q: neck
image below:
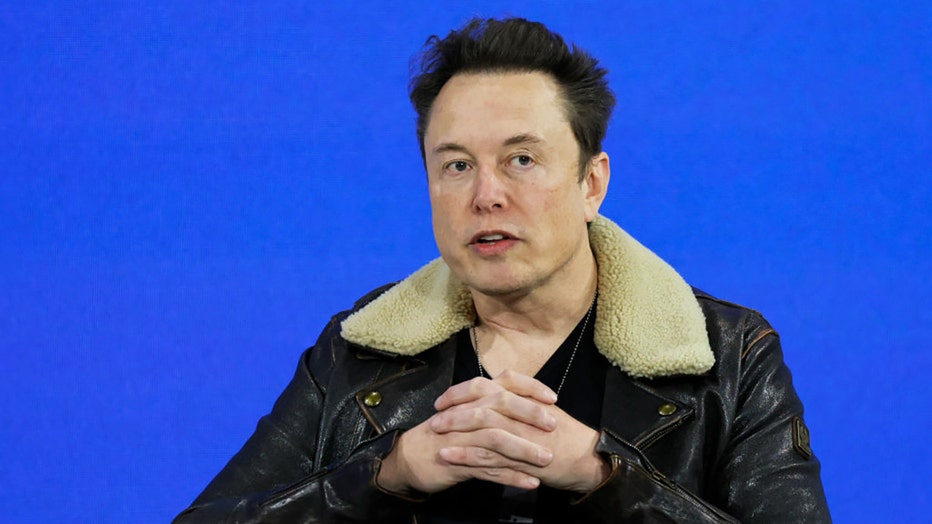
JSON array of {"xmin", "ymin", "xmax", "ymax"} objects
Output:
[{"xmin": 471, "ymin": 248, "xmax": 599, "ymax": 339}]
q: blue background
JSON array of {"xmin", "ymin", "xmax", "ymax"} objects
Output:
[{"xmin": 1, "ymin": 2, "xmax": 929, "ymax": 522}]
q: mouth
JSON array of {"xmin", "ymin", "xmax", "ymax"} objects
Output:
[
  {"xmin": 468, "ymin": 231, "xmax": 519, "ymax": 255},
  {"xmin": 470, "ymin": 231, "xmax": 516, "ymax": 245}
]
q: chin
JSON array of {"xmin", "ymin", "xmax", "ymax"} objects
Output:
[
  {"xmin": 472, "ymin": 285, "xmax": 522, "ymax": 298},
  {"xmin": 448, "ymin": 259, "xmax": 536, "ymax": 297},
  {"xmin": 464, "ymin": 275, "xmax": 534, "ymax": 298}
]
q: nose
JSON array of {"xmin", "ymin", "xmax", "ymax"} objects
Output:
[{"xmin": 472, "ymin": 165, "xmax": 507, "ymax": 212}]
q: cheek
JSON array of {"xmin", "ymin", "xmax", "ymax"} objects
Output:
[
  {"xmin": 539, "ymin": 183, "xmax": 580, "ymax": 214},
  {"xmin": 430, "ymin": 211, "xmax": 452, "ymax": 253},
  {"xmin": 429, "ymin": 193, "xmax": 460, "ymax": 241},
  {"xmin": 429, "ymin": 180, "xmax": 457, "ymax": 204},
  {"xmin": 427, "ymin": 185, "xmax": 447, "ymax": 214}
]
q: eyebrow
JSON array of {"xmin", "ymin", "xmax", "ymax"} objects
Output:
[
  {"xmin": 431, "ymin": 142, "xmax": 471, "ymax": 156},
  {"xmin": 430, "ymin": 133, "xmax": 545, "ymax": 156},
  {"xmin": 502, "ymin": 133, "xmax": 545, "ymax": 147}
]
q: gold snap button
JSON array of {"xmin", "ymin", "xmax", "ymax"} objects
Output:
[
  {"xmin": 658, "ymin": 403, "xmax": 677, "ymax": 416},
  {"xmin": 363, "ymin": 391, "xmax": 382, "ymax": 407}
]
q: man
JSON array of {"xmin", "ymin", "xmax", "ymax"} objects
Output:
[{"xmin": 175, "ymin": 17, "xmax": 830, "ymax": 523}]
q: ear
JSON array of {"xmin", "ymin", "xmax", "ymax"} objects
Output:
[{"xmin": 581, "ymin": 152, "xmax": 610, "ymax": 222}]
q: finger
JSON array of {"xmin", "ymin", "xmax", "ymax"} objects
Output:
[
  {"xmin": 440, "ymin": 442, "xmax": 554, "ymax": 469},
  {"xmin": 434, "ymin": 376, "xmax": 501, "ymax": 410},
  {"xmin": 430, "ymin": 394, "xmax": 556, "ymax": 433},
  {"xmin": 439, "ymin": 448, "xmax": 544, "ymax": 490},
  {"xmin": 446, "ymin": 427, "xmax": 554, "ymax": 467},
  {"xmin": 459, "ymin": 465, "xmax": 541, "ymax": 490},
  {"xmin": 493, "ymin": 370, "xmax": 558, "ymax": 405},
  {"xmin": 434, "ymin": 372, "xmax": 557, "ymax": 411}
]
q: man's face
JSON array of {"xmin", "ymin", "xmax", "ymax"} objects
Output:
[{"xmin": 424, "ymin": 72, "xmax": 608, "ymax": 298}]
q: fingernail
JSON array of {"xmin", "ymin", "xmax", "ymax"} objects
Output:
[
  {"xmin": 545, "ymin": 390, "xmax": 558, "ymax": 402},
  {"xmin": 538, "ymin": 449, "xmax": 553, "ymax": 464},
  {"xmin": 546, "ymin": 415, "xmax": 557, "ymax": 429}
]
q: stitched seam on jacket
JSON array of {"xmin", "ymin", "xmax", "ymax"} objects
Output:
[
  {"xmin": 257, "ymin": 465, "xmax": 334, "ymax": 508},
  {"xmin": 635, "ymin": 410, "xmax": 694, "ymax": 450},
  {"xmin": 740, "ymin": 328, "xmax": 777, "ymax": 361},
  {"xmin": 627, "ymin": 464, "xmax": 738, "ymax": 523}
]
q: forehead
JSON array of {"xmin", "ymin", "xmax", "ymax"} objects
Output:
[{"xmin": 424, "ymin": 72, "xmax": 572, "ymax": 149}]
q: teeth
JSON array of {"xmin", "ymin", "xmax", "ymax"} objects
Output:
[{"xmin": 480, "ymin": 234, "xmax": 505, "ymax": 243}]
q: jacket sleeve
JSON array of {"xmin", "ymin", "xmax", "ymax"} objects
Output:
[
  {"xmin": 573, "ymin": 312, "xmax": 831, "ymax": 523},
  {"xmin": 706, "ymin": 315, "xmax": 831, "ymax": 521},
  {"xmin": 172, "ymin": 315, "xmax": 418, "ymax": 523}
]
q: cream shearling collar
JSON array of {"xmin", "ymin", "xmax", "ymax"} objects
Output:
[{"xmin": 340, "ymin": 215, "xmax": 714, "ymax": 378}]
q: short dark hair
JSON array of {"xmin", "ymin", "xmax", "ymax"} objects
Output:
[{"xmin": 409, "ymin": 17, "xmax": 616, "ymax": 174}]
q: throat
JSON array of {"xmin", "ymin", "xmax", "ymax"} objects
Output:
[
  {"xmin": 473, "ymin": 332, "xmax": 562, "ymax": 378},
  {"xmin": 471, "ymin": 293, "xmax": 598, "ymax": 394}
]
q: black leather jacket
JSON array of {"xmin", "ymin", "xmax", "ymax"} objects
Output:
[{"xmin": 175, "ymin": 217, "xmax": 830, "ymax": 523}]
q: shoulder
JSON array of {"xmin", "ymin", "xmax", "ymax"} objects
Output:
[
  {"xmin": 690, "ymin": 287, "xmax": 787, "ymax": 378},
  {"xmin": 693, "ymin": 287, "xmax": 775, "ymax": 338},
  {"xmin": 301, "ymin": 282, "xmax": 403, "ymax": 389}
]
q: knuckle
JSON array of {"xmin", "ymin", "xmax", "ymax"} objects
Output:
[
  {"xmin": 492, "ymin": 390, "xmax": 510, "ymax": 408},
  {"xmin": 469, "ymin": 377, "xmax": 489, "ymax": 395},
  {"xmin": 476, "ymin": 448, "xmax": 495, "ymax": 461},
  {"xmin": 488, "ymin": 428, "xmax": 509, "ymax": 447},
  {"xmin": 533, "ymin": 404, "xmax": 549, "ymax": 420}
]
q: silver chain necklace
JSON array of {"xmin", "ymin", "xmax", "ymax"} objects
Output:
[{"xmin": 470, "ymin": 292, "xmax": 598, "ymax": 397}]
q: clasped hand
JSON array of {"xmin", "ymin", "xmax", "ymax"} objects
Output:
[{"xmin": 377, "ymin": 370, "xmax": 608, "ymax": 495}]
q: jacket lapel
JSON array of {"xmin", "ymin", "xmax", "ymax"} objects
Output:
[
  {"xmin": 355, "ymin": 338, "xmax": 458, "ymax": 435},
  {"xmin": 600, "ymin": 368, "xmax": 694, "ymax": 450}
]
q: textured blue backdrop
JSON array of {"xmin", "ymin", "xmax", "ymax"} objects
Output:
[{"xmin": 1, "ymin": 2, "xmax": 929, "ymax": 522}]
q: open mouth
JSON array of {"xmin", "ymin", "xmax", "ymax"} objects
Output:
[
  {"xmin": 469, "ymin": 232, "xmax": 518, "ymax": 253},
  {"xmin": 476, "ymin": 233, "xmax": 508, "ymax": 244}
]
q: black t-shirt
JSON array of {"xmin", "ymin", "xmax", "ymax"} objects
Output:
[{"xmin": 422, "ymin": 302, "xmax": 610, "ymax": 523}]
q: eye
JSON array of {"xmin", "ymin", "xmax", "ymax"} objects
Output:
[
  {"xmin": 510, "ymin": 155, "xmax": 535, "ymax": 168},
  {"xmin": 443, "ymin": 160, "xmax": 471, "ymax": 173}
]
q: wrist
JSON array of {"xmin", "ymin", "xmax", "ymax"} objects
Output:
[
  {"xmin": 375, "ymin": 429, "xmax": 434, "ymax": 502},
  {"xmin": 578, "ymin": 425, "xmax": 611, "ymax": 492},
  {"xmin": 571, "ymin": 450, "xmax": 611, "ymax": 493},
  {"xmin": 375, "ymin": 437, "xmax": 411, "ymax": 495}
]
